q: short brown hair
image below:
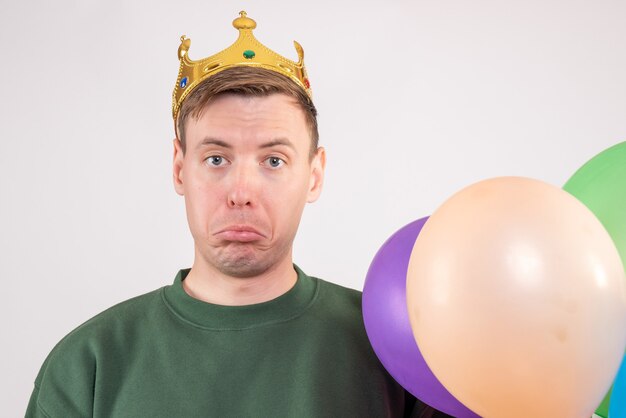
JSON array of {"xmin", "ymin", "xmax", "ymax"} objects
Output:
[{"xmin": 176, "ymin": 66, "xmax": 319, "ymax": 158}]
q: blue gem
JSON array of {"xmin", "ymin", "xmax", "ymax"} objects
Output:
[{"xmin": 179, "ymin": 77, "xmax": 188, "ymax": 89}]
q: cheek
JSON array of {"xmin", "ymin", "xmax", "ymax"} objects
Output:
[
  {"xmin": 266, "ymin": 175, "xmax": 310, "ymax": 223},
  {"xmin": 184, "ymin": 176, "xmax": 224, "ymax": 232}
]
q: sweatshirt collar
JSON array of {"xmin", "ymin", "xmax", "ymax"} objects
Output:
[{"xmin": 162, "ymin": 264, "xmax": 318, "ymax": 330}]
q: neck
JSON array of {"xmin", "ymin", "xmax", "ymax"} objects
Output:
[{"xmin": 182, "ymin": 251, "xmax": 298, "ymax": 306}]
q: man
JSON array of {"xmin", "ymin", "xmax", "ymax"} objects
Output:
[{"xmin": 26, "ymin": 11, "xmax": 449, "ymax": 417}]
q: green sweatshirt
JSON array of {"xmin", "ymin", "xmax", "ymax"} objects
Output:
[{"xmin": 26, "ymin": 265, "xmax": 439, "ymax": 417}]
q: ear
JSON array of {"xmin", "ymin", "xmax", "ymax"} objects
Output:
[
  {"xmin": 173, "ymin": 137, "xmax": 185, "ymax": 196},
  {"xmin": 306, "ymin": 146, "xmax": 326, "ymax": 203}
]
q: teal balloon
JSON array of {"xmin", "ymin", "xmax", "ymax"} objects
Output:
[
  {"xmin": 610, "ymin": 361, "xmax": 626, "ymax": 418},
  {"xmin": 564, "ymin": 141, "xmax": 626, "ymax": 417}
]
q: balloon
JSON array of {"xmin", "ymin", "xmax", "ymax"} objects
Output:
[
  {"xmin": 563, "ymin": 141, "xmax": 626, "ymax": 418},
  {"xmin": 406, "ymin": 176, "xmax": 626, "ymax": 418},
  {"xmin": 564, "ymin": 141, "xmax": 626, "ymax": 268},
  {"xmin": 597, "ymin": 390, "xmax": 614, "ymax": 418},
  {"xmin": 363, "ymin": 218, "xmax": 479, "ymax": 417},
  {"xmin": 609, "ymin": 360, "xmax": 626, "ymax": 418}
]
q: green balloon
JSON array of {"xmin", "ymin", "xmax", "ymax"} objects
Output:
[
  {"xmin": 595, "ymin": 387, "xmax": 611, "ymax": 418},
  {"xmin": 563, "ymin": 141, "xmax": 626, "ymax": 418},
  {"xmin": 564, "ymin": 141, "xmax": 626, "ymax": 265}
]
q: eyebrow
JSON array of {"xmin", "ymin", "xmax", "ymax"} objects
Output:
[
  {"xmin": 259, "ymin": 138, "xmax": 296, "ymax": 152},
  {"xmin": 196, "ymin": 137, "xmax": 232, "ymax": 150},
  {"xmin": 196, "ymin": 137, "xmax": 297, "ymax": 152}
]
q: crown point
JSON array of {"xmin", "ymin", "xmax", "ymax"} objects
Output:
[
  {"xmin": 233, "ymin": 10, "xmax": 256, "ymax": 30},
  {"xmin": 178, "ymin": 36, "xmax": 191, "ymax": 60}
]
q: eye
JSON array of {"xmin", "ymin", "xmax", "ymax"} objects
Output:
[
  {"xmin": 265, "ymin": 156, "xmax": 285, "ymax": 168},
  {"xmin": 206, "ymin": 155, "xmax": 227, "ymax": 166}
]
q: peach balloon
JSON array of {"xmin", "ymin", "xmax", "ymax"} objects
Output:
[{"xmin": 406, "ymin": 176, "xmax": 626, "ymax": 418}]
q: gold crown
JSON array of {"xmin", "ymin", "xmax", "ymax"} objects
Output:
[{"xmin": 172, "ymin": 11, "xmax": 312, "ymax": 121}]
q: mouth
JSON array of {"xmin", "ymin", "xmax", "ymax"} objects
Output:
[{"xmin": 214, "ymin": 225, "xmax": 266, "ymax": 242}]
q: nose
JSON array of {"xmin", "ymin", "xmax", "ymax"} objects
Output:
[{"xmin": 227, "ymin": 161, "xmax": 257, "ymax": 208}]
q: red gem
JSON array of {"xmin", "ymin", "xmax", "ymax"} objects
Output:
[{"xmin": 304, "ymin": 78, "xmax": 310, "ymax": 89}]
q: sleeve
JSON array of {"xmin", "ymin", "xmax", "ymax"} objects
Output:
[
  {"xmin": 25, "ymin": 335, "xmax": 97, "ymax": 418},
  {"xmin": 404, "ymin": 390, "xmax": 456, "ymax": 418},
  {"xmin": 25, "ymin": 383, "xmax": 49, "ymax": 418}
]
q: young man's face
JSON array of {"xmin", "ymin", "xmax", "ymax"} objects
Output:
[{"xmin": 173, "ymin": 93, "xmax": 325, "ymax": 278}]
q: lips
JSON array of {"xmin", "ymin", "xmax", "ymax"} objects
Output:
[{"xmin": 215, "ymin": 225, "xmax": 265, "ymax": 242}]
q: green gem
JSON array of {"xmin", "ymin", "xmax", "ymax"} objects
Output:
[{"xmin": 243, "ymin": 50, "xmax": 255, "ymax": 59}]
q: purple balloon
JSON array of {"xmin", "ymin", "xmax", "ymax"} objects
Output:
[{"xmin": 363, "ymin": 217, "xmax": 480, "ymax": 417}]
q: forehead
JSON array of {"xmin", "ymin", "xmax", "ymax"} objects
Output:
[{"xmin": 185, "ymin": 93, "xmax": 308, "ymax": 146}]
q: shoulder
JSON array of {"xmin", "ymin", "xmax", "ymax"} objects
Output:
[
  {"xmin": 315, "ymin": 276, "xmax": 362, "ymax": 305},
  {"xmin": 58, "ymin": 287, "xmax": 162, "ymax": 345},
  {"xmin": 306, "ymin": 274, "xmax": 366, "ymax": 328},
  {"xmin": 28, "ymin": 286, "xmax": 165, "ymax": 416},
  {"xmin": 35, "ymin": 287, "xmax": 164, "ymax": 380}
]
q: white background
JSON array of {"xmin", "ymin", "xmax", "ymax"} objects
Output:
[{"xmin": 2, "ymin": 0, "xmax": 624, "ymax": 415}]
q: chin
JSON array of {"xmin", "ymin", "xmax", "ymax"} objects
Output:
[
  {"xmin": 212, "ymin": 249, "xmax": 273, "ymax": 278},
  {"xmin": 217, "ymin": 259, "xmax": 271, "ymax": 278},
  {"xmin": 203, "ymin": 240, "xmax": 291, "ymax": 278}
]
